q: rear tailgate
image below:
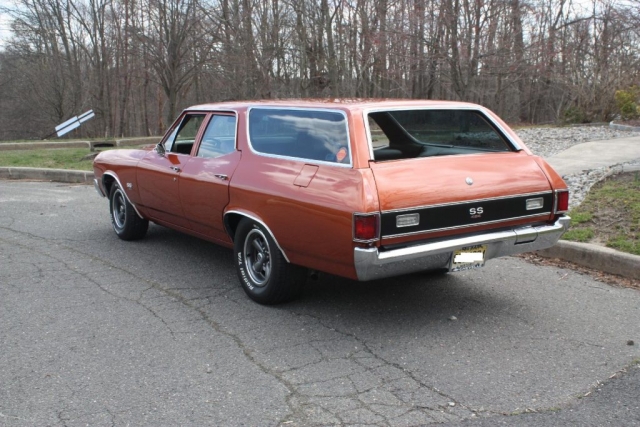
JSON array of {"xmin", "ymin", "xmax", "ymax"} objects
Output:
[{"xmin": 369, "ymin": 152, "xmax": 554, "ymax": 242}]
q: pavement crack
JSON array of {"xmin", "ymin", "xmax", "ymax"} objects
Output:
[{"xmin": 288, "ymin": 310, "xmax": 476, "ymax": 417}]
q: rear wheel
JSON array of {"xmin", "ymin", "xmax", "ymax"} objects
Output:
[
  {"xmin": 109, "ymin": 182, "xmax": 148, "ymax": 240},
  {"xmin": 234, "ymin": 219, "xmax": 306, "ymax": 304}
]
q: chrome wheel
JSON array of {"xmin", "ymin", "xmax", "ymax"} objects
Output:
[
  {"xmin": 111, "ymin": 188, "xmax": 126, "ymax": 230},
  {"xmin": 108, "ymin": 182, "xmax": 149, "ymax": 241},
  {"xmin": 243, "ymin": 228, "xmax": 271, "ymax": 286},
  {"xmin": 234, "ymin": 218, "xmax": 306, "ymax": 304}
]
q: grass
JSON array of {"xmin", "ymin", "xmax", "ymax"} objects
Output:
[
  {"xmin": 563, "ymin": 228, "xmax": 595, "ymax": 242},
  {"xmin": 562, "ymin": 172, "xmax": 640, "ymax": 256},
  {"xmin": 0, "ymin": 148, "xmax": 97, "ymax": 171}
]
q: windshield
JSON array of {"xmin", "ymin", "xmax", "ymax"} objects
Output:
[{"xmin": 368, "ymin": 109, "xmax": 515, "ymax": 161}]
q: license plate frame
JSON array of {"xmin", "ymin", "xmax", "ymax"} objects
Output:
[{"xmin": 449, "ymin": 244, "xmax": 487, "ymax": 272}]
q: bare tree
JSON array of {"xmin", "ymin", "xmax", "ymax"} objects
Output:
[{"xmin": 1, "ymin": 0, "xmax": 639, "ymax": 139}]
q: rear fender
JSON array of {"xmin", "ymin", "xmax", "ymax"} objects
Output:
[{"xmin": 223, "ymin": 210, "xmax": 290, "ymax": 263}]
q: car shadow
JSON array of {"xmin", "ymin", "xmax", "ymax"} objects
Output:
[{"xmin": 133, "ymin": 224, "xmax": 526, "ymax": 331}]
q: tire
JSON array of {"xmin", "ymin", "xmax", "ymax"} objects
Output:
[
  {"xmin": 109, "ymin": 182, "xmax": 149, "ymax": 241},
  {"xmin": 234, "ymin": 219, "xmax": 306, "ymax": 304}
]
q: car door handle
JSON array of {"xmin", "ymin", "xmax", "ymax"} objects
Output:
[
  {"xmin": 214, "ymin": 174, "xmax": 228, "ymax": 181},
  {"xmin": 170, "ymin": 166, "xmax": 181, "ymax": 172}
]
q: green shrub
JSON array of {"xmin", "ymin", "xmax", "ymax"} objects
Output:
[
  {"xmin": 562, "ymin": 106, "xmax": 589, "ymax": 124},
  {"xmin": 614, "ymin": 86, "xmax": 640, "ymax": 121}
]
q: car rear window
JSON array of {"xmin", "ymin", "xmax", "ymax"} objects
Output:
[
  {"xmin": 248, "ymin": 108, "xmax": 351, "ymax": 165},
  {"xmin": 367, "ymin": 109, "xmax": 514, "ymax": 161}
]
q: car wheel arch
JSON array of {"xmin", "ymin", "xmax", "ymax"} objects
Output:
[
  {"xmin": 102, "ymin": 171, "xmax": 144, "ymax": 219},
  {"xmin": 102, "ymin": 173, "xmax": 117, "ymax": 196},
  {"xmin": 223, "ymin": 210, "xmax": 290, "ymax": 263}
]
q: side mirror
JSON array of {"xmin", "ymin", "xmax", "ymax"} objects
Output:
[{"xmin": 155, "ymin": 142, "xmax": 166, "ymax": 157}]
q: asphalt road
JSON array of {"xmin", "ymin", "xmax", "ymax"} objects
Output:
[{"xmin": 1, "ymin": 180, "xmax": 639, "ymax": 427}]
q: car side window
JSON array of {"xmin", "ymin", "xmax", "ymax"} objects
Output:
[
  {"xmin": 165, "ymin": 114, "xmax": 205, "ymax": 154},
  {"xmin": 368, "ymin": 116, "xmax": 390, "ymax": 148},
  {"xmin": 197, "ymin": 115, "xmax": 237, "ymax": 158},
  {"xmin": 248, "ymin": 108, "xmax": 350, "ymax": 165}
]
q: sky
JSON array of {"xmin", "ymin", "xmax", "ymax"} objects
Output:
[{"xmin": 0, "ymin": 0, "xmax": 13, "ymax": 49}]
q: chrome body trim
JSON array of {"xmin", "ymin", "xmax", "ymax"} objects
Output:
[
  {"xmin": 224, "ymin": 210, "xmax": 290, "ymax": 263},
  {"xmin": 94, "ymin": 178, "xmax": 106, "ymax": 197},
  {"xmin": 380, "ymin": 191, "xmax": 552, "ymax": 215},
  {"xmin": 246, "ymin": 106, "xmax": 353, "ymax": 168},
  {"xmin": 381, "ymin": 212, "xmax": 552, "ymax": 239},
  {"xmin": 354, "ymin": 216, "xmax": 570, "ymax": 281},
  {"xmin": 101, "ymin": 171, "xmax": 145, "ymax": 219}
]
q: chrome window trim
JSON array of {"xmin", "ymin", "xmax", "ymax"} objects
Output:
[
  {"xmin": 246, "ymin": 106, "xmax": 353, "ymax": 168},
  {"xmin": 162, "ymin": 108, "xmax": 238, "ymax": 149},
  {"xmin": 185, "ymin": 107, "xmax": 238, "ymax": 114},
  {"xmin": 363, "ymin": 112, "xmax": 376, "ymax": 160},
  {"xmin": 224, "ymin": 210, "xmax": 290, "ymax": 263},
  {"xmin": 102, "ymin": 171, "xmax": 145, "ymax": 219},
  {"xmin": 196, "ymin": 111, "xmax": 239, "ymax": 157},
  {"xmin": 161, "ymin": 113, "xmax": 206, "ymax": 154},
  {"xmin": 352, "ymin": 212, "xmax": 381, "ymax": 243},
  {"xmin": 381, "ymin": 212, "xmax": 552, "ymax": 239},
  {"xmin": 380, "ymin": 191, "xmax": 553, "ymax": 215},
  {"xmin": 362, "ymin": 105, "xmax": 522, "ymax": 161}
]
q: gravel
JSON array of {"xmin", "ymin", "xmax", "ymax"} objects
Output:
[
  {"xmin": 515, "ymin": 125, "xmax": 636, "ymax": 158},
  {"xmin": 515, "ymin": 125, "xmax": 640, "ymax": 208}
]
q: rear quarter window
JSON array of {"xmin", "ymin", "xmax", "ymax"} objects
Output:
[{"xmin": 248, "ymin": 108, "xmax": 351, "ymax": 165}]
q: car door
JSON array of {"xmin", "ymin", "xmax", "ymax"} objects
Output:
[
  {"xmin": 179, "ymin": 113, "xmax": 241, "ymax": 243},
  {"xmin": 136, "ymin": 113, "xmax": 206, "ymax": 228}
]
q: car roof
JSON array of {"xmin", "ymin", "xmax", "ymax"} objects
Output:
[{"xmin": 184, "ymin": 99, "xmax": 481, "ymax": 112}]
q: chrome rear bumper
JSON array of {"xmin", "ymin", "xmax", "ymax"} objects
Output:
[{"xmin": 354, "ymin": 216, "xmax": 570, "ymax": 281}]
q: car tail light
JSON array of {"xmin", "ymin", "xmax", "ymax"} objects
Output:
[
  {"xmin": 555, "ymin": 190, "xmax": 569, "ymax": 213},
  {"xmin": 353, "ymin": 213, "xmax": 379, "ymax": 242}
]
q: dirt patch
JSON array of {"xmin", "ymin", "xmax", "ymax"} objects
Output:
[{"xmin": 519, "ymin": 253, "xmax": 640, "ymax": 291}]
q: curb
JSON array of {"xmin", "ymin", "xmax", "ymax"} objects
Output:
[
  {"xmin": 0, "ymin": 141, "xmax": 91, "ymax": 151},
  {"xmin": 536, "ymin": 241, "xmax": 640, "ymax": 280},
  {"xmin": 0, "ymin": 137, "xmax": 160, "ymax": 151},
  {"xmin": 1, "ymin": 167, "xmax": 638, "ymax": 282},
  {"xmin": 0, "ymin": 167, "xmax": 94, "ymax": 184},
  {"xmin": 610, "ymin": 121, "xmax": 640, "ymax": 132}
]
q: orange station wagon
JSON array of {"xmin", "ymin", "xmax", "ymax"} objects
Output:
[{"xmin": 93, "ymin": 99, "xmax": 570, "ymax": 304}]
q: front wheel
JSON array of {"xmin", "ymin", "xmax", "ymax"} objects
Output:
[
  {"xmin": 109, "ymin": 182, "xmax": 149, "ymax": 240},
  {"xmin": 234, "ymin": 219, "xmax": 306, "ymax": 304}
]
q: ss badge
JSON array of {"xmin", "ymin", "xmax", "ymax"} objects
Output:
[{"xmin": 470, "ymin": 207, "xmax": 483, "ymax": 218}]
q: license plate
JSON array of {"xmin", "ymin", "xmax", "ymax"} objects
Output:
[{"xmin": 450, "ymin": 244, "xmax": 487, "ymax": 272}]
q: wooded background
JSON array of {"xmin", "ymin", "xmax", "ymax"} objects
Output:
[{"xmin": 0, "ymin": 0, "xmax": 638, "ymax": 140}]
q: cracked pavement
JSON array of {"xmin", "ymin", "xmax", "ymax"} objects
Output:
[{"xmin": 1, "ymin": 181, "xmax": 639, "ymax": 426}]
